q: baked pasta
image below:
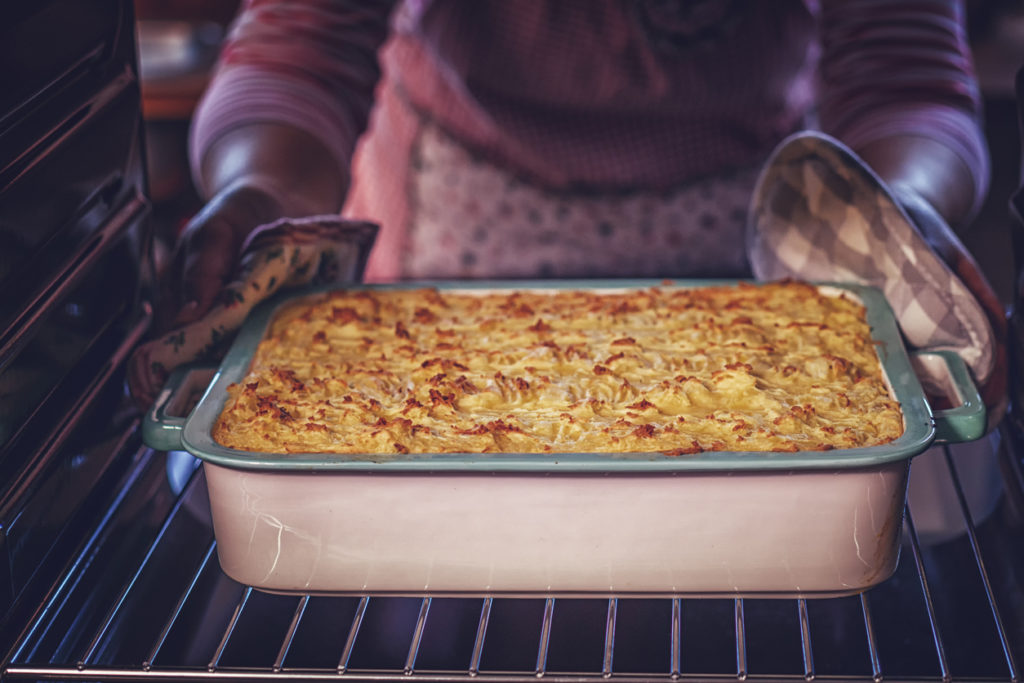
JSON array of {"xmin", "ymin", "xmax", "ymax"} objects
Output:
[{"xmin": 213, "ymin": 281, "xmax": 904, "ymax": 454}]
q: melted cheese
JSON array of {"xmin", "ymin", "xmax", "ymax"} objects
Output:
[{"xmin": 213, "ymin": 282, "xmax": 904, "ymax": 454}]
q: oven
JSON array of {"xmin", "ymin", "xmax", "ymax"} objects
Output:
[{"xmin": 2, "ymin": 2, "xmax": 1023, "ymax": 681}]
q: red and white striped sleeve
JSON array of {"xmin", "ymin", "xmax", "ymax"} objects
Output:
[
  {"xmin": 816, "ymin": 0, "xmax": 990, "ymax": 213},
  {"xmin": 188, "ymin": 0, "xmax": 397, "ymax": 194}
]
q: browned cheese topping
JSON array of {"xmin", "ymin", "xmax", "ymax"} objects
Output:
[{"xmin": 213, "ymin": 282, "xmax": 904, "ymax": 454}]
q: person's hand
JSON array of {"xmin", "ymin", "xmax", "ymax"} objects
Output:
[
  {"xmin": 155, "ymin": 122, "xmax": 349, "ymax": 334},
  {"xmin": 155, "ymin": 182, "xmax": 285, "ymax": 334},
  {"xmin": 896, "ymin": 188, "xmax": 1008, "ymax": 428},
  {"xmin": 860, "ymin": 135, "xmax": 1008, "ymax": 427}
]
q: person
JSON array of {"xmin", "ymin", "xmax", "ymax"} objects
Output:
[
  {"xmin": 142, "ymin": 0, "xmax": 1004, "ymax": 422},
  {"xmin": 156, "ymin": 0, "xmax": 995, "ymax": 331}
]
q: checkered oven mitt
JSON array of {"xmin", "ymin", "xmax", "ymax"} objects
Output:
[
  {"xmin": 747, "ymin": 131, "xmax": 1006, "ymax": 427},
  {"xmin": 128, "ymin": 217, "xmax": 378, "ymax": 406}
]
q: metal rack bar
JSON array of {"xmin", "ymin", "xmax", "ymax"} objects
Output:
[
  {"xmin": 468, "ymin": 597, "xmax": 492, "ymax": 676},
  {"xmin": 143, "ymin": 540, "xmax": 218, "ymax": 670},
  {"xmin": 601, "ymin": 598, "xmax": 617, "ymax": 677},
  {"xmin": 274, "ymin": 595, "xmax": 309, "ymax": 672},
  {"xmin": 208, "ymin": 587, "xmax": 252, "ymax": 672},
  {"xmin": 670, "ymin": 598, "xmax": 682, "ymax": 679},
  {"xmin": 535, "ymin": 598, "xmax": 555, "ymax": 676},
  {"xmin": 796, "ymin": 599, "xmax": 813, "ymax": 681},
  {"xmin": 734, "ymin": 598, "xmax": 747, "ymax": 680},
  {"xmin": 903, "ymin": 506, "xmax": 950, "ymax": 681},
  {"xmin": 404, "ymin": 598, "xmax": 432, "ymax": 675},
  {"xmin": 337, "ymin": 596, "xmax": 369, "ymax": 674},
  {"xmin": 7, "ymin": 666, "xmax": 815, "ymax": 680},
  {"xmin": 859, "ymin": 593, "xmax": 883, "ymax": 682},
  {"xmin": 944, "ymin": 447, "xmax": 1020, "ymax": 681}
]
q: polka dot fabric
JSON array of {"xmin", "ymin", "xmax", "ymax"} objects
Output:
[{"xmin": 404, "ymin": 122, "xmax": 757, "ymax": 280}]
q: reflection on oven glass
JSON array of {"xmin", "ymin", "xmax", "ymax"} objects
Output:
[{"xmin": 0, "ymin": 240, "xmax": 134, "ymax": 449}]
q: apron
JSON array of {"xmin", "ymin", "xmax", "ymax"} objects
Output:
[{"xmin": 346, "ymin": 79, "xmax": 757, "ymax": 281}]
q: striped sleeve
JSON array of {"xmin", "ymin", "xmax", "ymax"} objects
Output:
[
  {"xmin": 189, "ymin": 0, "xmax": 396, "ymax": 194},
  {"xmin": 816, "ymin": 0, "xmax": 990, "ymax": 214}
]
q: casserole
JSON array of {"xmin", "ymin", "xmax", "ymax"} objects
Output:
[{"xmin": 143, "ymin": 280, "xmax": 985, "ymax": 597}]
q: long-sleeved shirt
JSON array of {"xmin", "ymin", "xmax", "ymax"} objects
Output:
[{"xmin": 190, "ymin": 0, "xmax": 990, "ymax": 278}]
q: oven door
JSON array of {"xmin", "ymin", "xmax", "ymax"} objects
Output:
[{"xmin": 0, "ymin": 0, "xmax": 151, "ymax": 655}]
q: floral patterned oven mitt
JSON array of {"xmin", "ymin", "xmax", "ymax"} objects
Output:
[
  {"xmin": 128, "ymin": 217, "xmax": 379, "ymax": 407},
  {"xmin": 747, "ymin": 132, "xmax": 1007, "ymax": 431}
]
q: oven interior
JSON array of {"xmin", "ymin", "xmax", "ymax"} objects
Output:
[
  {"xmin": 2, "ymin": 2, "xmax": 1024, "ymax": 681},
  {"xmin": 3, "ymin": 438, "xmax": 1024, "ymax": 682}
]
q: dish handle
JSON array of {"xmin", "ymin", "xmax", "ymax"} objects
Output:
[
  {"xmin": 142, "ymin": 365, "xmax": 218, "ymax": 452},
  {"xmin": 909, "ymin": 349, "xmax": 986, "ymax": 443}
]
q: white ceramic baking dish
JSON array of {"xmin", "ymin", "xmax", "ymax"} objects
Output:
[{"xmin": 143, "ymin": 280, "xmax": 986, "ymax": 598}]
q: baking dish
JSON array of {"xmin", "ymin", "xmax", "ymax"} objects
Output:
[{"xmin": 143, "ymin": 280, "xmax": 986, "ymax": 598}]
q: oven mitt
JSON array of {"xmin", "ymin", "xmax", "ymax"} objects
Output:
[
  {"xmin": 747, "ymin": 131, "xmax": 1006, "ymax": 430},
  {"xmin": 128, "ymin": 217, "xmax": 379, "ymax": 407}
]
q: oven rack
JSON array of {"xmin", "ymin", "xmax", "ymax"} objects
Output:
[{"xmin": 4, "ymin": 428, "xmax": 1024, "ymax": 682}]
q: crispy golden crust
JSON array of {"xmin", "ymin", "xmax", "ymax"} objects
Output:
[{"xmin": 213, "ymin": 282, "xmax": 903, "ymax": 454}]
